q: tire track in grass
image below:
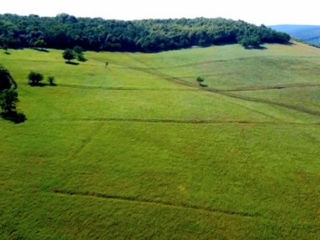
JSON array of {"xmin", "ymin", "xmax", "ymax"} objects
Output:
[
  {"xmin": 134, "ymin": 66, "xmax": 318, "ymax": 117},
  {"xmin": 128, "ymin": 65, "xmax": 196, "ymax": 87},
  {"xmin": 127, "ymin": 57, "xmax": 320, "ymax": 118},
  {"xmin": 128, "ymin": 55, "xmax": 320, "ymax": 70},
  {"xmin": 61, "ymin": 118, "xmax": 276, "ymax": 124},
  {"xmin": 53, "ymin": 189, "xmax": 259, "ymax": 218},
  {"xmin": 215, "ymin": 91, "xmax": 320, "ymax": 117},
  {"xmin": 123, "ymin": 56, "xmax": 279, "ymax": 70},
  {"xmin": 40, "ymin": 117, "xmax": 320, "ymax": 125},
  {"xmin": 68, "ymin": 122, "xmax": 104, "ymax": 159},
  {"xmin": 222, "ymin": 82, "xmax": 320, "ymax": 92},
  {"xmin": 58, "ymin": 83, "xmax": 199, "ymax": 92},
  {"xmin": 209, "ymin": 85, "xmax": 320, "ymax": 117}
]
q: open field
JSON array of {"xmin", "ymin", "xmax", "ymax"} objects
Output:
[{"xmin": 1, "ymin": 42, "xmax": 320, "ymax": 239}]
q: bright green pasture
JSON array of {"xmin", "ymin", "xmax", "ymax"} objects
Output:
[
  {"xmin": 132, "ymin": 42, "xmax": 320, "ymax": 90},
  {"xmin": 1, "ymin": 42, "xmax": 320, "ymax": 240}
]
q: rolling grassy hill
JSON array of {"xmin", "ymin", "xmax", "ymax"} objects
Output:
[
  {"xmin": 1, "ymin": 41, "xmax": 320, "ymax": 239},
  {"xmin": 271, "ymin": 25, "xmax": 320, "ymax": 46}
]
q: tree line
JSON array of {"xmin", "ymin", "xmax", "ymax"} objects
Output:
[{"xmin": 0, "ymin": 14, "xmax": 290, "ymax": 52}]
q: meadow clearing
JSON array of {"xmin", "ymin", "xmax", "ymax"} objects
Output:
[{"xmin": 1, "ymin": 42, "xmax": 320, "ymax": 239}]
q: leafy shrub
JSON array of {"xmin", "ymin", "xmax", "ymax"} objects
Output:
[
  {"xmin": 48, "ymin": 76, "xmax": 56, "ymax": 86},
  {"xmin": 196, "ymin": 77, "xmax": 204, "ymax": 83},
  {"xmin": 28, "ymin": 71, "xmax": 44, "ymax": 86},
  {"xmin": 77, "ymin": 53, "xmax": 87, "ymax": 62},
  {"xmin": 63, "ymin": 49, "xmax": 75, "ymax": 63},
  {"xmin": 0, "ymin": 89, "xmax": 18, "ymax": 113}
]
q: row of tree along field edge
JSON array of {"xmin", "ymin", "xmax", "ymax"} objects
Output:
[{"xmin": 0, "ymin": 14, "xmax": 290, "ymax": 52}]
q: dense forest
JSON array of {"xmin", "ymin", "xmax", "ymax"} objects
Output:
[{"xmin": 0, "ymin": 14, "xmax": 290, "ymax": 52}]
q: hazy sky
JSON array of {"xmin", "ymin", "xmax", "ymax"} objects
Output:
[{"xmin": 1, "ymin": 0, "xmax": 319, "ymax": 25}]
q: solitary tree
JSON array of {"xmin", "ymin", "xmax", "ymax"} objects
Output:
[
  {"xmin": 0, "ymin": 88, "xmax": 26, "ymax": 123},
  {"xmin": 0, "ymin": 89, "xmax": 18, "ymax": 114},
  {"xmin": 196, "ymin": 76, "xmax": 208, "ymax": 87},
  {"xmin": 73, "ymin": 46, "xmax": 86, "ymax": 62},
  {"xmin": 77, "ymin": 52, "xmax": 87, "ymax": 62},
  {"xmin": 28, "ymin": 71, "xmax": 44, "ymax": 86},
  {"xmin": 196, "ymin": 76, "xmax": 204, "ymax": 83},
  {"xmin": 48, "ymin": 76, "xmax": 56, "ymax": 86},
  {"xmin": 63, "ymin": 49, "xmax": 75, "ymax": 63}
]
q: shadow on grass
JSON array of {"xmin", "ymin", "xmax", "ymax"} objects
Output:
[
  {"xmin": 33, "ymin": 48, "xmax": 50, "ymax": 53},
  {"xmin": 29, "ymin": 83, "xmax": 58, "ymax": 87},
  {"xmin": 4, "ymin": 51, "xmax": 10, "ymax": 55},
  {"xmin": 28, "ymin": 82, "xmax": 47, "ymax": 87},
  {"xmin": 1, "ymin": 112, "xmax": 26, "ymax": 124},
  {"xmin": 77, "ymin": 56, "xmax": 87, "ymax": 62},
  {"xmin": 244, "ymin": 45, "xmax": 267, "ymax": 50},
  {"xmin": 65, "ymin": 61, "xmax": 79, "ymax": 65}
]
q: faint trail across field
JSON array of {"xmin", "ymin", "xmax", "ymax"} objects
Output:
[
  {"xmin": 41, "ymin": 117, "xmax": 320, "ymax": 126},
  {"xmin": 53, "ymin": 189, "xmax": 259, "ymax": 218},
  {"xmin": 126, "ymin": 56, "xmax": 320, "ymax": 118},
  {"xmin": 219, "ymin": 82, "xmax": 320, "ymax": 92},
  {"xmin": 214, "ymin": 91, "xmax": 320, "ymax": 117},
  {"xmin": 121, "ymin": 56, "xmax": 282, "ymax": 70},
  {"xmin": 58, "ymin": 118, "xmax": 276, "ymax": 124},
  {"xmin": 58, "ymin": 83, "xmax": 198, "ymax": 91},
  {"xmin": 68, "ymin": 122, "xmax": 104, "ymax": 159}
]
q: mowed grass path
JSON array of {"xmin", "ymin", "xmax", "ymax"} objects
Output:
[{"xmin": 1, "ymin": 42, "xmax": 320, "ymax": 240}]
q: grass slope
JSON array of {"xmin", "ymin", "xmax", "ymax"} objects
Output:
[{"xmin": 1, "ymin": 42, "xmax": 320, "ymax": 240}]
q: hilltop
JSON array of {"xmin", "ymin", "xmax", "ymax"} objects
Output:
[{"xmin": 0, "ymin": 14, "xmax": 290, "ymax": 52}]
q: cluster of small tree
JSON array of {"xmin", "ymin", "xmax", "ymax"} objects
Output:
[
  {"xmin": 0, "ymin": 14, "xmax": 290, "ymax": 52},
  {"xmin": 63, "ymin": 47, "xmax": 86, "ymax": 63},
  {"xmin": 28, "ymin": 71, "xmax": 55, "ymax": 86}
]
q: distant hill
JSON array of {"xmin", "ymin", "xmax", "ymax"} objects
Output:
[
  {"xmin": 0, "ymin": 14, "xmax": 290, "ymax": 52},
  {"xmin": 270, "ymin": 25, "xmax": 320, "ymax": 46}
]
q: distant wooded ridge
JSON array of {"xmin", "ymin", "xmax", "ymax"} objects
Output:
[
  {"xmin": 0, "ymin": 14, "xmax": 290, "ymax": 52},
  {"xmin": 270, "ymin": 25, "xmax": 320, "ymax": 47}
]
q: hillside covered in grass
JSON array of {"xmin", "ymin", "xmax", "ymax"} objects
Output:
[
  {"xmin": 0, "ymin": 14, "xmax": 290, "ymax": 52},
  {"xmin": 1, "ymin": 42, "xmax": 320, "ymax": 239}
]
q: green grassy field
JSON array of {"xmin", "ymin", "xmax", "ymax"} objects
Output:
[{"xmin": 1, "ymin": 42, "xmax": 320, "ymax": 240}]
